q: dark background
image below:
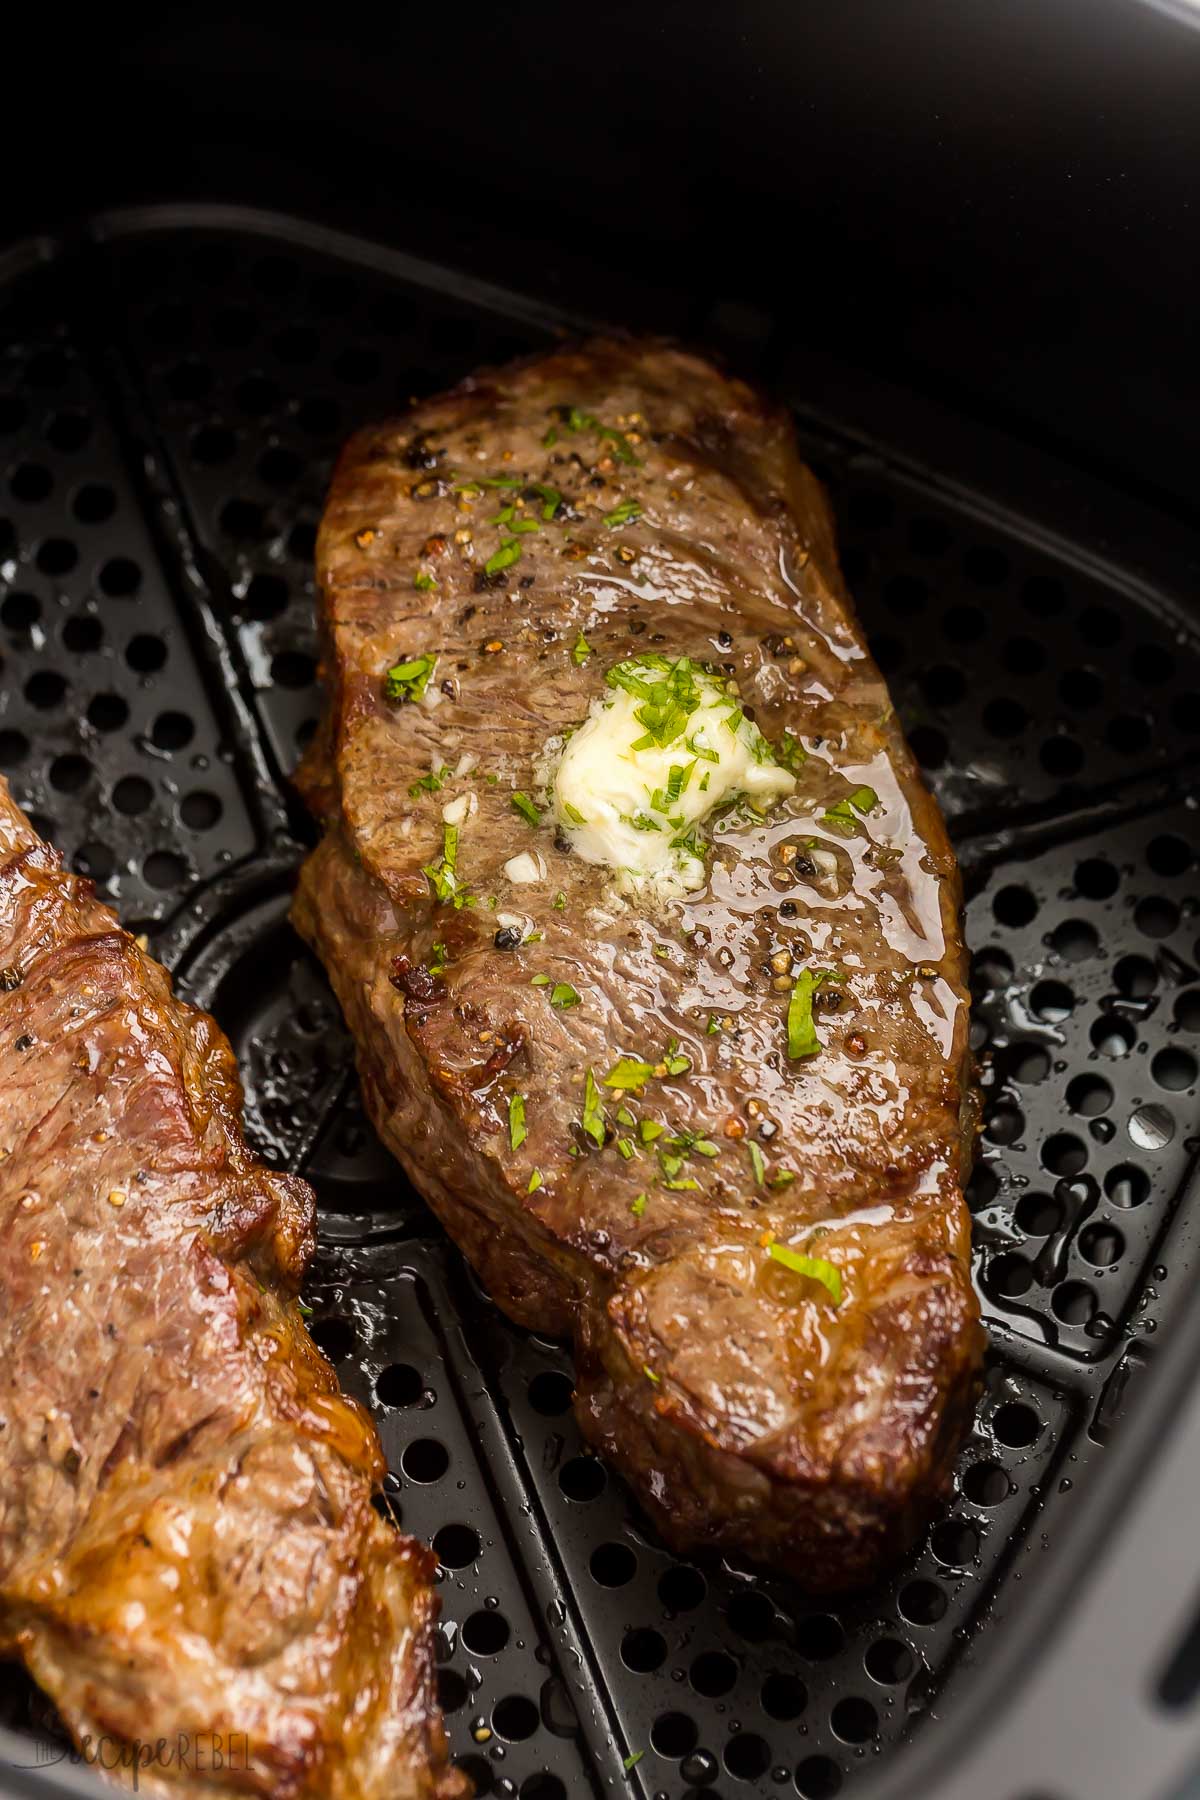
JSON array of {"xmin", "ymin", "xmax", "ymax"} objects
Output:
[{"xmin": 7, "ymin": 0, "xmax": 1199, "ymax": 521}]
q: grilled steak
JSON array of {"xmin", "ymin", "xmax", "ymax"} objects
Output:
[
  {"xmin": 0, "ymin": 781, "xmax": 466, "ymax": 1799},
  {"xmin": 293, "ymin": 339, "xmax": 984, "ymax": 1589}
]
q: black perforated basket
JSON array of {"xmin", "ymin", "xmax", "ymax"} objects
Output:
[{"xmin": 2, "ymin": 195, "xmax": 1200, "ymax": 1800}]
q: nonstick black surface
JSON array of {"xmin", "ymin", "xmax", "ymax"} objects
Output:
[{"xmin": 1, "ymin": 210, "xmax": 1198, "ymax": 1800}]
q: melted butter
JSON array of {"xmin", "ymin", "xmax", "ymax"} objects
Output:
[{"xmin": 551, "ymin": 656, "xmax": 794, "ymax": 897}]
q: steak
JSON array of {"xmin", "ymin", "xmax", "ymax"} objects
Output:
[
  {"xmin": 0, "ymin": 781, "xmax": 466, "ymax": 1799},
  {"xmin": 293, "ymin": 339, "xmax": 984, "ymax": 1589}
]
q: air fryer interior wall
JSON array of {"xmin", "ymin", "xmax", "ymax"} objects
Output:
[{"xmin": 2, "ymin": 6, "xmax": 1200, "ymax": 1799}]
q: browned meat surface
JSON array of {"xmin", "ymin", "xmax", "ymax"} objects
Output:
[
  {"xmin": 293, "ymin": 339, "xmax": 984, "ymax": 1589},
  {"xmin": 0, "ymin": 781, "xmax": 466, "ymax": 1799}
]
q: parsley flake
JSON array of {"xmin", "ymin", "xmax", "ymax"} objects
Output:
[
  {"xmin": 511, "ymin": 791, "xmax": 542, "ymax": 827},
  {"xmin": 604, "ymin": 1056, "xmax": 656, "ymax": 1092},
  {"xmin": 550, "ymin": 982, "xmax": 581, "ymax": 1009},
  {"xmin": 603, "ymin": 499, "xmax": 643, "ymax": 528},
  {"xmin": 508, "ymin": 1094, "xmax": 527, "ymax": 1151},
  {"xmin": 385, "ymin": 652, "xmax": 438, "ymax": 703},
  {"xmin": 486, "ymin": 537, "xmax": 522, "ymax": 576},
  {"xmin": 766, "ymin": 1241, "xmax": 843, "ymax": 1306},
  {"xmin": 581, "ymin": 1069, "xmax": 606, "ymax": 1147}
]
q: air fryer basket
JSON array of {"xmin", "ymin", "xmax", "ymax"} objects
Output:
[{"xmin": 2, "ymin": 208, "xmax": 1200, "ymax": 1800}]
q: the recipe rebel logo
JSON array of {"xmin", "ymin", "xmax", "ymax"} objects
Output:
[{"xmin": 5, "ymin": 1731, "xmax": 252, "ymax": 1788}]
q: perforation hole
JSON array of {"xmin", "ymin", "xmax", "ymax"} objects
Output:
[
  {"xmin": 10, "ymin": 462, "xmax": 52, "ymax": 503},
  {"xmin": 1147, "ymin": 834, "xmax": 1192, "ymax": 878},
  {"xmin": 986, "ymin": 1253, "xmax": 1033, "ymax": 1299},
  {"xmin": 795, "ymin": 1615, "xmax": 844, "ymax": 1661},
  {"xmin": 98, "ymin": 556, "xmax": 141, "ymax": 597},
  {"xmin": 309, "ymin": 1315, "xmax": 355, "ymax": 1361},
  {"xmin": 727, "ymin": 1590, "xmax": 774, "ymax": 1642},
  {"xmin": 1053, "ymin": 1281, "xmax": 1097, "ymax": 1325},
  {"xmin": 151, "ymin": 710, "xmax": 195, "ymax": 751},
  {"xmin": 72, "ymin": 483, "xmax": 116, "ymax": 525},
  {"xmin": 762, "ymin": 1673, "xmax": 807, "ymax": 1719},
  {"xmin": 909, "ymin": 724, "xmax": 948, "ymax": 769},
  {"xmin": 898, "ymin": 1580, "xmax": 947, "ymax": 1625},
  {"xmin": 621, "ymin": 1628, "xmax": 667, "ymax": 1673},
  {"xmin": 244, "ymin": 572, "xmax": 290, "ymax": 619},
  {"xmin": 1107, "ymin": 715, "xmax": 1151, "ymax": 755},
  {"xmin": 74, "ymin": 841, "xmax": 114, "ymax": 883},
  {"xmin": 521, "ymin": 1775, "xmax": 566, "ymax": 1800},
  {"xmin": 994, "ymin": 885, "xmax": 1037, "ymax": 928},
  {"xmin": 993, "ymin": 1403, "xmax": 1040, "ymax": 1447},
  {"xmin": 1079, "ymin": 1224, "xmax": 1125, "ymax": 1267},
  {"xmin": 865, "ymin": 1639, "xmax": 915, "ymax": 1685},
  {"xmin": 62, "ymin": 614, "xmax": 102, "ymax": 653},
  {"xmin": 181, "ymin": 791, "xmax": 222, "ymax": 831},
  {"xmin": 87, "ymin": 693, "xmax": 128, "ymax": 732},
  {"xmin": 1075, "ymin": 858, "xmax": 1119, "ymax": 900},
  {"xmin": 794, "ymin": 1753, "xmax": 842, "ymax": 1798},
  {"xmin": 725, "ymin": 1732, "xmax": 771, "ymax": 1780},
  {"xmin": 1040, "ymin": 734, "xmax": 1085, "ymax": 777},
  {"xmin": 271, "ymin": 650, "xmax": 317, "ymax": 689},
  {"xmin": 492, "ymin": 1695, "xmax": 538, "ymax": 1742},
  {"xmin": 930, "ymin": 1519, "xmax": 979, "ymax": 1567},
  {"xmin": 0, "ymin": 729, "xmax": 30, "ymax": 767},
  {"xmin": 435, "ymin": 1669, "xmax": 468, "ymax": 1716},
  {"xmin": 1152, "ymin": 1048, "xmax": 1197, "ymax": 1091},
  {"xmin": 375, "ymin": 1363, "xmax": 423, "ymax": 1408},
  {"xmin": 831, "ymin": 1696, "xmax": 878, "ymax": 1743},
  {"xmin": 46, "ymin": 410, "xmax": 91, "ymax": 452},
  {"xmin": 1011, "ymin": 1044, "xmax": 1051, "ymax": 1084},
  {"xmin": 144, "ymin": 850, "xmax": 187, "ymax": 890},
  {"xmin": 983, "ymin": 697, "xmax": 1028, "ymax": 739},
  {"xmin": 1174, "ymin": 991, "xmax": 1200, "ymax": 1032},
  {"xmin": 1042, "ymin": 1132, "xmax": 1087, "ymax": 1176},
  {"xmin": 2, "ymin": 590, "xmax": 40, "ymax": 632},
  {"xmin": 220, "ymin": 498, "xmax": 267, "ymax": 542},
  {"xmin": 590, "ymin": 1542, "xmax": 636, "ymax": 1586},
  {"xmin": 463, "ymin": 1610, "xmax": 510, "ymax": 1657},
  {"xmin": 127, "ymin": 634, "xmax": 167, "ymax": 673},
  {"xmin": 1129, "ymin": 1103, "xmax": 1176, "ymax": 1150},
  {"xmin": 985, "ymin": 1103, "xmax": 1024, "ymax": 1147},
  {"xmin": 1016, "ymin": 1191, "xmax": 1064, "ymax": 1235},
  {"xmin": 1059, "ymin": 667, "xmax": 1103, "ymax": 710},
  {"xmin": 659, "ymin": 1565, "xmax": 706, "ymax": 1613},
  {"xmin": 1051, "ymin": 919, "xmax": 1099, "ymax": 962},
  {"xmin": 1067, "ymin": 1075, "xmax": 1112, "ymax": 1116},
  {"xmin": 1091, "ymin": 1013, "xmax": 1136, "ymax": 1058},
  {"xmin": 691, "ymin": 1651, "xmax": 738, "ymax": 1698},
  {"xmin": 653, "ymin": 1711, "xmax": 700, "ymax": 1757},
  {"xmin": 559, "ymin": 1456, "xmax": 605, "ymax": 1502},
  {"xmin": 112, "ymin": 776, "xmax": 153, "ymax": 815},
  {"xmin": 1114, "ymin": 955, "xmax": 1157, "ymax": 999},
  {"xmin": 527, "ymin": 1370, "xmax": 573, "ymax": 1415},
  {"xmin": 191, "ymin": 424, "xmax": 237, "ymax": 465},
  {"xmin": 401, "ymin": 1438, "xmax": 448, "ymax": 1483},
  {"xmin": 25, "ymin": 670, "xmax": 68, "ymax": 708},
  {"xmin": 962, "ymin": 1460, "xmax": 1011, "ymax": 1505},
  {"xmin": 1136, "ymin": 896, "xmax": 1179, "ymax": 938},
  {"xmin": 49, "ymin": 754, "xmax": 91, "ymax": 794},
  {"xmin": 433, "ymin": 1523, "xmax": 481, "ymax": 1569},
  {"xmin": 1030, "ymin": 980, "xmax": 1074, "ymax": 1023},
  {"xmin": 1105, "ymin": 1164, "xmax": 1150, "ymax": 1209},
  {"xmin": 1003, "ymin": 635, "xmax": 1045, "ymax": 675}
]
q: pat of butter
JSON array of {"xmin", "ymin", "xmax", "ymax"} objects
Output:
[{"xmin": 551, "ymin": 655, "xmax": 795, "ymax": 895}]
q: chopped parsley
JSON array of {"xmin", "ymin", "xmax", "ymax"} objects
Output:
[
  {"xmin": 766, "ymin": 1241, "xmax": 843, "ymax": 1306},
  {"xmin": 604, "ymin": 1056, "xmax": 656, "ymax": 1091},
  {"xmin": 553, "ymin": 890, "xmax": 567, "ymax": 910},
  {"xmin": 630, "ymin": 1192, "xmax": 648, "ymax": 1217},
  {"xmin": 706, "ymin": 1013, "xmax": 723, "ymax": 1035},
  {"xmin": 603, "ymin": 499, "xmax": 643, "ymax": 528},
  {"xmin": 617, "ymin": 1137, "xmax": 636, "ymax": 1159},
  {"xmin": 571, "ymin": 630, "xmax": 593, "ymax": 666},
  {"xmin": 508, "ymin": 1094, "xmax": 527, "ymax": 1151},
  {"xmin": 550, "ymin": 982, "xmax": 581, "ymax": 1008},
  {"xmin": 607, "ymin": 654, "xmax": 702, "ymax": 751},
  {"xmin": 777, "ymin": 730, "xmax": 807, "ymax": 773},
  {"xmin": 531, "ymin": 973, "xmax": 551, "ymax": 987},
  {"xmin": 413, "ymin": 570, "xmax": 437, "ymax": 591},
  {"xmin": 748, "ymin": 1142, "xmax": 766, "ymax": 1187},
  {"xmin": 562, "ymin": 800, "xmax": 586, "ymax": 825},
  {"xmin": 787, "ymin": 968, "xmax": 840, "ymax": 1059},
  {"xmin": 429, "ymin": 941, "xmax": 448, "ymax": 976},
  {"xmin": 643, "ymin": 1365, "xmax": 661, "ymax": 1385},
  {"xmin": 581, "ymin": 1069, "xmax": 606, "ymax": 1147},
  {"xmin": 527, "ymin": 1169, "xmax": 543, "ymax": 1193},
  {"xmin": 623, "ymin": 1750, "xmax": 644, "ymax": 1774},
  {"xmin": 662, "ymin": 1041, "xmax": 691, "ymax": 1077},
  {"xmin": 423, "ymin": 823, "xmax": 472, "ymax": 908},
  {"xmin": 511, "ymin": 791, "xmax": 542, "ymax": 827},
  {"xmin": 409, "ymin": 764, "xmax": 451, "ymax": 797},
  {"xmin": 486, "ymin": 537, "xmax": 522, "ymax": 576},
  {"xmin": 823, "ymin": 786, "xmax": 879, "ymax": 829},
  {"xmin": 564, "ymin": 405, "xmax": 641, "ymax": 465},
  {"xmin": 385, "ymin": 652, "xmax": 438, "ymax": 703},
  {"xmin": 638, "ymin": 1120, "xmax": 665, "ymax": 1144}
]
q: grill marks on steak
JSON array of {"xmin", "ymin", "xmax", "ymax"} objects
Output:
[
  {"xmin": 0, "ymin": 782, "xmax": 465, "ymax": 1800},
  {"xmin": 294, "ymin": 339, "xmax": 984, "ymax": 1588}
]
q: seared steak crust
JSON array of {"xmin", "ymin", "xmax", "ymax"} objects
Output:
[
  {"xmin": 294, "ymin": 340, "xmax": 983, "ymax": 1589},
  {"xmin": 0, "ymin": 782, "xmax": 466, "ymax": 1799}
]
